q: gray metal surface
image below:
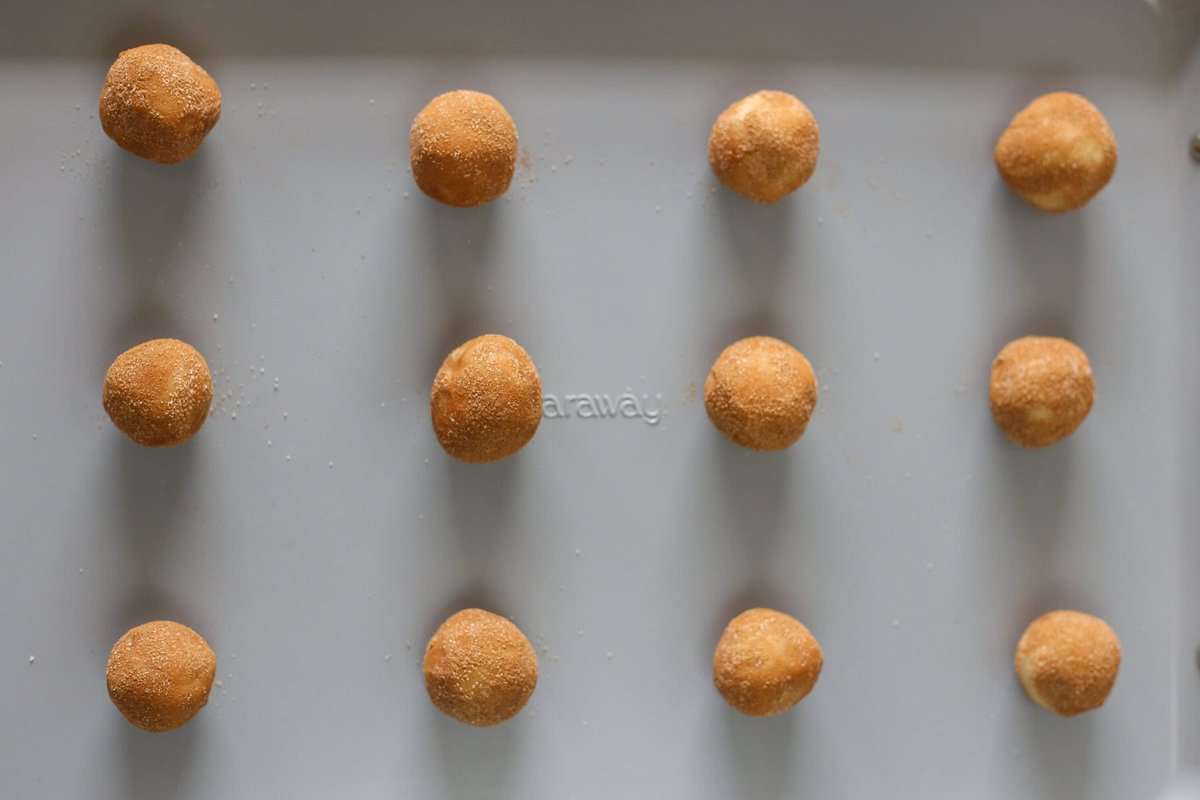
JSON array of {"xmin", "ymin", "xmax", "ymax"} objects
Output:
[{"xmin": 0, "ymin": 2, "xmax": 1196, "ymax": 798}]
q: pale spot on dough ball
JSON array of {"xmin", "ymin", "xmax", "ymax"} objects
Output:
[
  {"xmin": 1028, "ymin": 191, "xmax": 1070, "ymax": 212},
  {"xmin": 1027, "ymin": 405, "xmax": 1054, "ymax": 423},
  {"xmin": 1072, "ymin": 138, "xmax": 1106, "ymax": 166}
]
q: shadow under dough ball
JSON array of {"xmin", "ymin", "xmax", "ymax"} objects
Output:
[
  {"xmin": 713, "ymin": 608, "xmax": 824, "ymax": 717},
  {"xmin": 989, "ymin": 336, "xmax": 1093, "ymax": 448},
  {"xmin": 431, "ymin": 334, "xmax": 541, "ymax": 463},
  {"xmin": 423, "ymin": 608, "xmax": 539, "ymax": 727},
  {"xmin": 705, "ymin": 335, "xmax": 818, "ymax": 451},
  {"xmin": 410, "ymin": 90, "xmax": 518, "ymax": 207},
  {"xmin": 106, "ymin": 620, "xmax": 217, "ymax": 732},
  {"xmin": 708, "ymin": 89, "xmax": 820, "ymax": 203},
  {"xmin": 99, "ymin": 44, "xmax": 221, "ymax": 164},
  {"xmin": 103, "ymin": 338, "xmax": 213, "ymax": 447},
  {"xmin": 994, "ymin": 91, "xmax": 1116, "ymax": 213},
  {"xmin": 1015, "ymin": 610, "xmax": 1121, "ymax": 717}
]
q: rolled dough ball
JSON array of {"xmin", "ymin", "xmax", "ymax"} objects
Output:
[
  {"xmin": 989, "ymin": 336, "xmax": 1093, "ymax": 448},
  {"xmin": 103, "ymin": 338, "xmax": 213, "ymax": 447},
  {"xmin": 106, "ymin": 620, "xmax": 216, "ymax": 732},
  {"xmin": 99, "ymin": 44, "xmax": 221, "ymax": 164},
  {"xmin": 994, "ymin": 92, "xmax": 1116, "ymax": 213},
  {"xmin": 708, "ymin": 90, "xmax": 820, "ymax": 202},
  {"xmin": 410, "ymin": 90, "xmax": 518, "ymax": 207},
  {"xmin": 713, "ymin": 608, "xmax": 823, "ymax": 716},
  {"xmin": 431, "ymin": 334, "xmax": 541, "ymax": 463},
  {"xmin": 1015, "ymin": 610, "xmax": 1121, "ymax": 716},
  {"xmin": 423, "ymin": 608, "xmax": 538, "ymax": 726},
  {"xmin": 705, "ymin": 336, "xmax": 818, "ymax": 451}
]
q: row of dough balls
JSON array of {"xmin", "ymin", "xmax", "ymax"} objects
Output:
[
  {"xmin": 102, "ymin": 334, "xmax": 1094, "ymax": 454},
  {"xmin": 100, "ymin": 44, "xmax": 1118, "ymax": 212},
  {"xmin": 107, "ymin": 607, "xmax": 1121, "ymax": 731}
]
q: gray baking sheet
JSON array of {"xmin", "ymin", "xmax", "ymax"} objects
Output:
[{"xmin": 1, "ymin": 1, "xmax": 1198, "ymax": 797}]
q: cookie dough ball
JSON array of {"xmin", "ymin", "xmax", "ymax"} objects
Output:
[
  {"xmin": 708, "ymin": 90, "xmax": 820, "ymax": 203},
  {"xmin": 99, "ymin": 44, "xmax": 221, "ymax": 164},
  {"xmin": 994, "ymin": 92, "xmax": 1117, "ymax": 213},
  {"xmin": 431, "ymin": 334, "xmax": 541, "ymax": 463},
  {"xmin": 103, "ymin": 338, "xmax": 213, "ymax": 447},
  {"xmin": 106, "ymin": 620, "xmax": 216, "ymax": 732},
  {"xmin": 705, "ymin": 336, "xmax": 818, "ymax": 451},
  {"xmin": 423, "ymin": 608, "xmax": 538, "ymax": 726},
  {"xmin": 410, "ymin": 90, "xmax": 518, "ymax": 207},
  {"xmin": 1015, "ymin": 610, "xmax": 1121, "ymax": 716},
  {"xmin": 989, "ymin": 336, "xmax": 1093, "ymax": 448},
  {"xmin": 713, "ymin": 608, "xmax": 823, "ymax": 717}
]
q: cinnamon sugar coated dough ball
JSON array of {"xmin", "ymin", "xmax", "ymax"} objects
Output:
[
  {"xmin": 410, "ymin": 90, "xmax": 518, "ymax": 207},
  {"xmin": 708, "ymin": 90, "xmax": 820, "ymax": 203},
  {"xmin": 99, "ymin": 44, "xmax": 221, "ymax": 164},
  {"xmin": 423, "ymin": 609, "xmax": 538, "ymax": 726},
  {"xmin": 106, "ymin": 620, "xmax": 216, "ymax": 732},
  {"xmin": 713, "ymin": 608, "xmax": 823, "ymax": 717},
  {"xmin": 705, "ymin": 336, "xmax": 818, "ymax": 451},
  {"xmin": 989, "ymin": 336, "xmax": 1093, "ymax": 448},
  {"xmin": 431, "ymin": 334, "xmax": 541, "ymax": 463},
  {"xmin": 994, "ymin": 92, "xmax": 1117, "ymax": 212},
  {"xmin": 103, "ymin": 338, "xmax": 213, "ymax": 447},
  {"xmin": 1015, "ymin": 610, "xmax": 1121, "ymax": 716}
]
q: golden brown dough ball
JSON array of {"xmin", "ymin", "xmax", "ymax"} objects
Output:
[
  {"xmin": 99, "ymin": 44, "xmax": 221, "ymax": 164},
  {"xmin": 1015, "ymin": 610, "xmax": 1121, "ymax": 716},
  {"xmin": 989, "ymin": 336, "xmax": 1093, "ymax": 448},
  {"xmin": 713, "ymin": 608, "xmax": 823, "ymax": 717},
  {"xmin": 431, "ymin": 334, "xmax": 541, "ymax": 463},
  {"xmin": 106, "ymin": 620, "xmax": 216, "ymax": 732},
  {"xmin": 708, "ymin": 90, "xmax": 820, "ymax": 203},
  {"xmin": 410, "ymin": 90, "xmax": 518, "ymax": 207},
  {"xmin": 704, "ymin": 336, "xmax": 817, "ymax": 451},
  {"xmin": 994, "ymin": 92, "xmax": 1117, "ymax": 213},
  {"xmin": 103, "ymin": 338, "xmax": 213, "ymax": 447},
  {"xmin": 423, "ymin": 608, "xmax": 538, "ymax": 727}
]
